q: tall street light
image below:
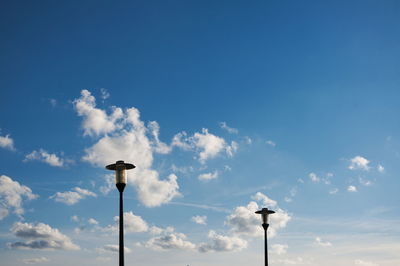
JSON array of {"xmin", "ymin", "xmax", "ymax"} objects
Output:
[
  {"xmin": 106, "ymin": 160, "xmax": 135, "ymax": 266},
  {"xmin": 255, "ymin": 208, "xmax": 275, "ymax": 266}
]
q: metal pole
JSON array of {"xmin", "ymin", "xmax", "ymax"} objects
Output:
[
  {"xmin": 262, "ymin": 223, "xmax": 269, "ymax": 266},
  {"xmin": 117, "ymin": 183, "xmax": 125, "ymax": 266},
  {"xmin": 120, "ymin": 190, "xmax": 124, "ymax": 266}
]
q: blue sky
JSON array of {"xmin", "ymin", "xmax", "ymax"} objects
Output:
[{"xmin": 1, "ymin": 1, "xmax": 399, "ymax": 265}]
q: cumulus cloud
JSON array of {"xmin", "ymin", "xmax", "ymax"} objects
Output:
[
  {"xmin": 22, "ymin": 257, "xmax": 49, "ymax": 264},
  {"xmin": 24, "ymin": 149, "xmax": 65, "ymax": 167},
  {"xmin": 50, "ymin": 187, "xmax": 96, "ymax": 205},
  {"xmin": 0, "ymin": 175, "xmax": 37, "ymax": 220},
  {"xmin": 142, "ymin": 227, "xmax": 196, "ymax": 251},
  {"xmin": 172, "ymin": 128, "xmax": 235, "ymax": 163},
  {"xmin": 73, "ymin": 89, "xmax": 123, "ymax": 136},
  {"xmin": 9, "ymin": 222, "xmax": 79, "ymax": 250},
  {"xmin": 88, "ymin": 218, "xmax": 99, "ymax": 225},
  {"xmin": 271, "ymin": 244, "xmax": 288, "ymax": 255},
  {"xmin": 194, "ymin": 128, "xmax": 230, "ymax": 163},
  {"xmin": 0, "ymin": 134, "xmax": 15, "ymax": 151},
  {"xmin": 106, "ymin": 211, "xmax": 148, "ymax": 233},
  {"xmin": 315, "ymin": 237, "xmax": 332, "ymax": 247},
  {"xmin": 349, "ymin": 156, "xmax": 371, "ymax": 171},
  {"xmin": 219, "ymin": 122, "xmax": 238, "ymax": 134},
  {"xmin": 198, "ymin": 230, "xmax": 247, "ymax": 253},
  {"xmin": 191, "ymin": 215, "xmax": 207, "ymax": 225},
  {"xmin": 226, "ymin": 192, "xmax": 290, "ymax": 238},
  {"xmin": 73, "ymin": 91, "xmax": 180, "ymax": 207},
  {"xmin": 354, "ymin": 259, "xmax": 379, "ymax": 266},
  {"xmin": 347, "ymin": 185, "xmax": 357, "ymax": 192},
  {"xmin": 198, "ymin": 171, "xmax": 218, "ymax": 181}
]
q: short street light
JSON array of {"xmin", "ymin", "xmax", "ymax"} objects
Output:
[
  {"xmin": 255, "ymin": 208, "xmax": 275, "ymax": 266},
  {"xmin": 106, "ymin": 160, "xmax": 135, "ymax": 266}
]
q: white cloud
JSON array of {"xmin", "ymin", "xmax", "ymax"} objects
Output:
[
  {"xmin": 110, "ymin": 211, "xmax": 149, "ymax": 233},
  {"xmin": 9, "ymin": 222, "xmax": 79, "ymax": 250},
  {"xmin": 99, "ymin": 174, "xmax": 114, "ymax": 195},
  {"xmin": 148, "ymin": 121, "xmax": 172, "ymax": 154},
  {"xmin": 50, "ymin": 187, "xmax": 97, "ymax": 205},
  {"xmin": 377, "ymin": 164, "xmax": 384, "ymax": 173},
  {"xmin": 142, "ymin": 228, "xmax": 196, "ymax": 251},
  {"xmin": 198, "ymin": 230, "xmax": 247, "ymax": 252},
  {"xmin": 24, "ymin": 149, "xmax": 64, "ymax": 167},
  {"xmin": 349, "ymin": 156, "xmax": 371, "ymax": 171},
  {"xmin": 251, "ymin": 192, "xmax": 277, "ymax": 208},
  {"xmin": 74, "ymin": 91, "xmax": 181, "ymax": 207},
  {"xmin": 226, "ymin": 141, "xmax": 238, "ymax": 157},
  {"xmin": 219, "ymin": 122, "xmax": 238, "ymax": 134},
  {"xmin": 198, "ymin": 171, "xmax": 218, "ymax": 181},
  {"xmin": 0, "ymin": 175, "xmax": 37, "ymax": 220},
  {"xmin": 98, "ymin": 244, "xmax": 131, "ymax": 253},
  {"xmin": 315, "ymin": 236, "xmax": 332, "ymax": 247},
  {"xmin": 172, "ymin": 128, "xmax": 234, "ymax": 163},
  {"xmin": 271, "ymin": 244, "xmax": 288, "ymax": 255},
  {"xmin": 88, "ymin": 218, "xmax": 99, "ymax": 225},
  {"xmin": 266, "ymin": 140, "xmax": 276, "ymax": 147},
  {"xmin": 0, "ymin": 134, "xmax": 15, "ymax": 151},
  {"xmin": 73, "ymin": 89, "xmax": 123, "ymax": 136},
  {"xmin": 309, "ymin": 172, "xmax": 320, "ymax": 183},
  {"xmin": 194, "ymin": 128, "xmax": 229, "ymax": 163},
  {"xmin": 329, "ymin": 188, "xmax": 339, "ymax": 194},
  {"xmin": 191, "ymin": 215, "xmax": 207, "ymax": 225},
  {"xmin": 354, "ymin": 259, "xmax": 379, "ymax": 266},
  {"xmin": 347, "ymin": 185, "xmax": 357, "ymax": 192},
  {"xmin": 22, "ymin": 257, "xmax": 49, "ymax": 264},
  {"xmin": 226, "ymin": 193, "xmax": 291, "ymax": 238}
]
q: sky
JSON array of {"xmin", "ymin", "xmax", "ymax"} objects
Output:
[{"xmin": 1, "ymin": 1, "xmax": 400, "ymax": 265}]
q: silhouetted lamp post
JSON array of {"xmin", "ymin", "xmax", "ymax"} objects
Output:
[
  {"xmin": 106, "ymin": 160, "xmax": 135, "ymax": 266},
  {"xmin": 255, "ymin": 208, "xmax": 275, "ymax": 266}
]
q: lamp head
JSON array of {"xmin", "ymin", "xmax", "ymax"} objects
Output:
[
  {"xmin": 255, "ymin": 208, "xmax": 275, "ymax": 225},
  {"xmin": 106, "ymin": 160, "xmax": 135, "ymax": 185}
]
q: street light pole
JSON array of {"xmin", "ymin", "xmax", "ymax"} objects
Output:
[
  {"xmin": 256, "ymin": 208, "xmax": 275, "ymax": 266},
  {"xmin": 106, "ymin": 160, "xmax": 135, "ymax": 266}
]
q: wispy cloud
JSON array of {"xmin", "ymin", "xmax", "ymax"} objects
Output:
[
  {"xmin": 24, "ymin": 149, "xmax": 65, "ymax": 167},
  {"xmin": 219, "ymin": 122, "xmax": 238, "ymax": 134},
  {"xmin": 0, "ymin": 134, "xmax": 15, "ymax": 151},
  {"xmin": 50, "ymin": 187, "xmax": 97, "ymax": 205}
]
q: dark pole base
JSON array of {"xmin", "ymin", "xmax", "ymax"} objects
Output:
[
  {"xmin": 262, "ymin": 223, "xmax": 269, "ymax": 266},
  {"xmin": 116, "ymin": 183, "xmax": 126, "ymax": 266}
]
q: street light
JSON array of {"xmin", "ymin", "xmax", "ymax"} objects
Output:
[
  {"xmin": 255, "ymin": 208, "xmax": 275, "ymax": 266},
  {"xmin": 106, "ymin": 160, "xmax": 135, "ymax": 266}
]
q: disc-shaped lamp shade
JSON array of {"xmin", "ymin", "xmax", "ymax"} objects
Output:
[
  {"xmin": 106, "ymin": 160, "xmax": 135, "ymax": 185},
  {"xmin": 255, "ymin": 208, "xmax": 275, "ymax": 224}
]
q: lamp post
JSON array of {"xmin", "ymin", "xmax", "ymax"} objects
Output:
[
  {"xmin": 255, "ymin": 208, "xmax": 275, "ymax": 266},
  {"xmin": 106, "ymin": 160, "xmax": 135, "ymax": 266}
]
